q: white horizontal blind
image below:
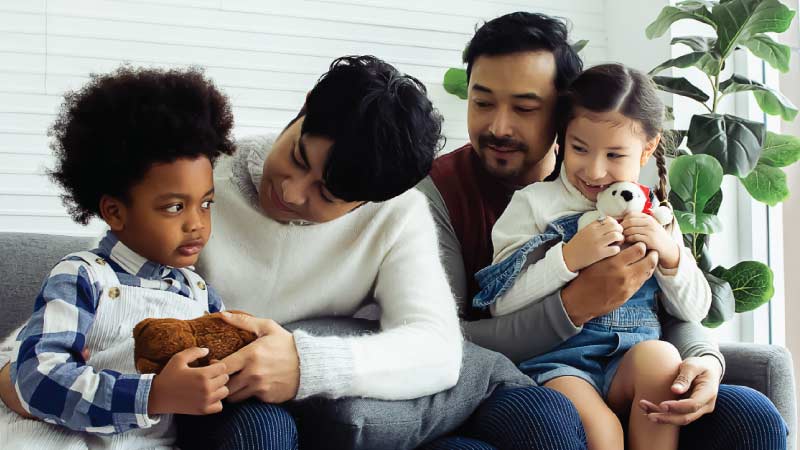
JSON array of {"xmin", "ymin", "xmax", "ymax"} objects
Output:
[{"xmin": 0, "ymin": 0, "xmax": 609, "ymax": 235}]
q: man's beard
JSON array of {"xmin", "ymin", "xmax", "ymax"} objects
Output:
[{"xmin": 477, "ymin": 134, "xmax": 528, "ymax": 179}]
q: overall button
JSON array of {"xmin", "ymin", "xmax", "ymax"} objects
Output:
[
  {"xmin": 197, "ymin": 281, "xmax": 206, "ymax": 290},
  {"xmin": 107, "ymin": 287, "xmax": 121, "ymax": 299},
  {"xmin": 95, "ymin": 257, "xmax": 106, "ymax": 266}
]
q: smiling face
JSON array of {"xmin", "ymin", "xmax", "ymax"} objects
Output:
[
  {"xmin": 467, "ymin": 51, "xmax": 560, "ymax": 186},
  {"xmin": 258, "ymin": 116, "xmax": 364, "ymax": 224},
  {"xmin": 104, "ymin": 156, "xmax": 215, "ymax": 268},
  {"xmin": 563, "ymin": 109, "xmax": 658, "ymax": 202}
]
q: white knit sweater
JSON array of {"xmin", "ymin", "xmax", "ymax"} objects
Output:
[
  {"xmin": 198, "ymin": 134, "xmax": 462, "ymax": 401},
  {"xmin": 490, "ymin": 167, "xmax": 712, "ymax": 323}
]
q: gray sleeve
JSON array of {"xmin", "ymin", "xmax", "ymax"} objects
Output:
[
  {"xmin": 661, "ymin": 315, "xmax": 726, "ymax": 376},
  {"xmin": 416, "ymin": 177, "xmax": 582, "ymax": 364},
  {"xmin": 415, "ymin": 176, "xmax": 469, "ymax": 312}
]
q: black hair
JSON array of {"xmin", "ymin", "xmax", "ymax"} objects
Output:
[
  {"xmin": 553, "ymin": 63, "xmax": 669, "ymax": 202},
  {"xmin": 300, "ymin": 55, "xmax": 443, "ymax": 202},
  {"xmin": 463, "ymin": 12, "xmax": 583, "ymax": 92},
  {"xmin": 49, "ymin": 66, "xmax": 236, "ymax": 224}
]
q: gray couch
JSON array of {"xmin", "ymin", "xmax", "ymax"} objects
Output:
[{"xmin": 0, "ymin": 232, "xmax": 796, "ymax": 448}]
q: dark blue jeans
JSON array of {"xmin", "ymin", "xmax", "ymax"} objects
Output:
[{"xmin": 175, "ymin": 384, "xmax": 787, "ymax": 450}]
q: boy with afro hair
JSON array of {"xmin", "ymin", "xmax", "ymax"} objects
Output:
[{"xmin": 0, "ymin": 66, "xmax": 235, "ymax": 449}]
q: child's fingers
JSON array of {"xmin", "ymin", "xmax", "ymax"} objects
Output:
[
  {"xmin": 209, "ymin": 385, "xmax": 230, "ymax": 404},
  {"xmin": 202, "ymin": 400, "xmax": 224, "ymax": 415},
  {"xmin": 621, "ymin": 216, "xmax": 651, "ymax": 229},
  {"xmin": 172, "ymin": 347, "xmax": 210, "ymax": 366},
  {"xmin": 599, "ymin": 244, "xmax": 621, "ymax": 259},
  {"xmin": 622, "ymin": 225, "xmax": 652, "ymax": 237},
  {"xmin": 198, "ymin": 361, "xmax": 228, "ymax": 378},
  {"xmin": 600, "ymin": 232, "xmax": 624, "ymax": 247}
]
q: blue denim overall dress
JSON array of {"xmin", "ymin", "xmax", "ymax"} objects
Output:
[{"xmin": 473, "ymin": 212, "xmax": 661, "ymax": 397}]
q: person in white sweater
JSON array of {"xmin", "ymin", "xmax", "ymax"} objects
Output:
[
  {"xmin": 172, "ymin": 56, "xmax": 552, "ymax": 450},
  {"xmin": 472, "ymin": 64, "xmax": 711, "ymax": 450}
]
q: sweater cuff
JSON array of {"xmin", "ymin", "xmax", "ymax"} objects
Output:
[
  {"xmin": 549, "ymin": 290, "xmax": 583, "ymax": 339},
  {"xmin": 546, "ymin": 242, "xmax": 579, "ymax": 282},
  {"xmin": 656, "ymin": 246, "xmax": 691, "ymax": 278},
  {"xmin": 293, "ymin": 330, "xmax": 354, "ymax": 400}
]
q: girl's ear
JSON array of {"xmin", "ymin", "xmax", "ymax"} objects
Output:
[
  {"xmin": 99, "ymin": 195, "xmax": 126, "ymax": 231},
  {"xmin": 641, "ymin": 133, "xmax": 661, "ymax": 166}
]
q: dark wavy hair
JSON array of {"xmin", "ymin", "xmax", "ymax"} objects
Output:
[
  {"xmin": 298, "ymin": 55, "xmax": 444, "ymax": 202},
  {"xmin": 553, "ymin": 64, "xmax": 669, "ymax": 202},
  {"xmin": 463, "ymin": 12, "xmax": 583, "ymax": 92},
  {"xmin": 49, "ymin": 66, "xmax": 236, "ymax": 224}
]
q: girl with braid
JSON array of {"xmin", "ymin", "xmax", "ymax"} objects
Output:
[{"xmin": 472, "ymin": 64, "xmax": 711, "ymax": 450}]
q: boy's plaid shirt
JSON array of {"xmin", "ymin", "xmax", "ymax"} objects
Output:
[{"xmin": 10, "ymin": 232, "xmax": 223, "ymax": 434}]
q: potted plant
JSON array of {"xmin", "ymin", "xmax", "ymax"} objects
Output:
[{"xmin": 646, "ymin": 0, "xmax": 799, "ymax": 327}]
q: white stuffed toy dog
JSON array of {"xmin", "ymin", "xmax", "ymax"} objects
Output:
[{"xmin": 577, "ymin": 181, "xmax": 673, "ymax": 230}]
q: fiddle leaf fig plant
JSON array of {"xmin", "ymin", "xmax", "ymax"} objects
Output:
[{"xmin": 647, "ymin": 0, "xmax": 797, "ymax": 326}]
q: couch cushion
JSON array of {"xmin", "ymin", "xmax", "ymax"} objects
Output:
[{"xmin": 0, "ymin": 233, "xmax": 93, "ymax": 338}]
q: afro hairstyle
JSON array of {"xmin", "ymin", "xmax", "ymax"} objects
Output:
[{"xmin": 49, "ymin": 65, "xmax": 236, "ymax": 225}]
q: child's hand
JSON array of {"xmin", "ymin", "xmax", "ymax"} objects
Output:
[
  {"xmin": 562, "ymin": 217, "xmax": 624, "ymax": 272},
  {"xmin": 621, "ymin": 212, "xmax": 680, "ymax": 269},
  {"xmin": 148, "ymin": 347, "xmax": 229, "ymax": 415}
]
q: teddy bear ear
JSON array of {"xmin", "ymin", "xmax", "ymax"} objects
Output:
[{"xmin": 133, "ymin": 318, "xmax": 156, "ymax": 339}]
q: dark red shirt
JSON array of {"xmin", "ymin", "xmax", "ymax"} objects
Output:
[{"xmin": 429, "ymin": 143, "xmax": 516, "ymax": 310}]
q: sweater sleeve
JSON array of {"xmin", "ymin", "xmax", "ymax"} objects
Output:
[
  {"xmin": 490, "ymin": 242, "xmax": 577, "ymax": 316},
  {"xmin": 654, "ymin": 222, "xmax": 712, "ymax": 322},
  {"xmin": 294, "ymin": 193, "xmax": 462, "ymax": 400}
]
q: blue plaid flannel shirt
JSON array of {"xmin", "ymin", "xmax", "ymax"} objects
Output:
[{"xmin": 10, "ymin": 231, "xmax": 224, "ymax": 434}]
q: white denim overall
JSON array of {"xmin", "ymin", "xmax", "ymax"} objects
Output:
[{"xmin": 0, "ymin": 251, "xmax": 210, "ymax": 450}]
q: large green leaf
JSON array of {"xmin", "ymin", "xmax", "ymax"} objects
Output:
[
  {"xmin": 712, "ymin": 0, "xmax": 795, "ymax": 59},
  {"xmin": 647, "ymin": 4, "xmax": 716, "ymax": 39},
  {"xmin": 674, "ymin": 210, "xmax": 724, "ymax": 234},
  {"xmin": 701, "ymin": 271, "xmax": 736, "ymax": 328},
  {"xmin": 652, "ymin": 76, "xmax": 710, "ymax": 103},
  {"xmin": 572, "ymin": 40, "xmax": 589, "ymax": 53},
  {"xmin": 443, "ymin": 68, "xmax": 468, "ymax": 100},
  {"xmin": 650, "ymin": 51, "xmax": 721, "ymax": 76},
  {"xmin": 740, "ymin": 162, "xmax": 789, "ymax": 206},
  {"xmin": 760, "ymin": 132, "xmax": 800, "ymax": 167},
  {"xmin": 669, "ymin": 154, "xmax": 724, "ymax": 234},
  {"xmin": 671, "ymin": 35, "xmax": 716, "ymax": 52},
  {"xmin": 686, "ymin": 113, "xmax": 765, "ymax": 177},
  {"xmin": 662, "ymin": 129, "xmax": 688, "ymax": 157},
  {"xmin": 671, "ymin": 189, "xmax": 722, "ymax": 264},
  {"xmin": 712, "ymin": 261, "xmax": 774, "ymax": 313},
  {"xmin": 719, "ymin": 74, "xmax": 798, "ymax": 121},
  {"xmin": 741, "ymin": 34, "xmax": 792, "ymax": 72}
]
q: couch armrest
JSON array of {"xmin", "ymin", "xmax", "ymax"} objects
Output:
[{"xmin": 720, "ymin": 343, "xmax": 796, "ymax": 450}]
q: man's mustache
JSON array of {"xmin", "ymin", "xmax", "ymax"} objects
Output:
[{"xmin": 478, "ymin": 134, "xmax": 528, "ymax": 152}]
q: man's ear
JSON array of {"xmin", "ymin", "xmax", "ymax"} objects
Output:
[
  {"xmin": 641, "ymin": 133, "xmax": 661, "ymax": 166},
  {"xmin": 99, "ymin": 195, "xmax": 126, "ymax": 231}
]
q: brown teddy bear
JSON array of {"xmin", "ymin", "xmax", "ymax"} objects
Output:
[{"xmin": 133, "ymin": 311, "xmax": 257, "ymax": 374}]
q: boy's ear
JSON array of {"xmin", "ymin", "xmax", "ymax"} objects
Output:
[
  {"xmin": 640, "ymin": 133, "xmax": 661, "ymax": 166},
  {"xmin": 99, "ymin": 195, "xmax": 126, "ymax": 231}
]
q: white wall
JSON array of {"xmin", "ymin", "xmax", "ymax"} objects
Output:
[
  {"xmin": 0, "ymin": 0, "xmax": 611, "ymax": 236},
  {"xmin": 779, "ymin": 0, "xmax": 800, "ymax": 412}
]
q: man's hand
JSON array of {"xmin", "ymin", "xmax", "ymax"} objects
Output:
[
  {"xmin": 638, "ymin": 355, "xmax": 722, "ymax": 425},
  {"xmin": 148, "ymin": 348, "xmax": 229, "ymax": 415},
  {"xmin": 218, "ymin": 312, "xmax": 300, "ymax": 404},
  {"xmin": 562, "ymin": 217, "xmax": 624, "ymax": 272},
  {"xmin": 561, "ymin": 242, "xmax": 658, "ymax": 325}
]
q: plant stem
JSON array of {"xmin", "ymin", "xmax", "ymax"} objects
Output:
[{"xmin": 711, "ymin": 71, "xmax": 721, "ymax": 113}]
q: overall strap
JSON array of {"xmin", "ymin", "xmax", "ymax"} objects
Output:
[
  {"xmin": 66, "ymin": 250, "xmax": 121, "ymax": 288},
  {"xmin": 177, "ymin": 267, "xmax": 209, "ymax": 307}
]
